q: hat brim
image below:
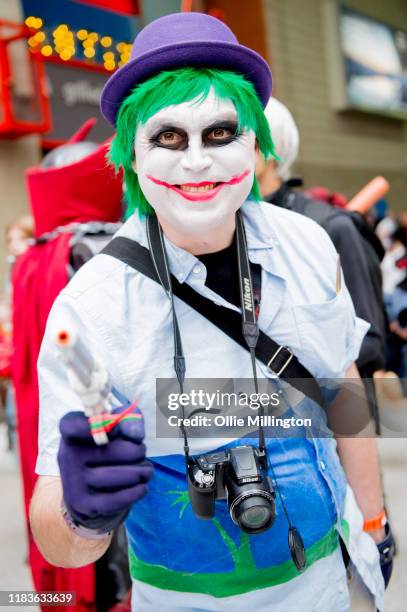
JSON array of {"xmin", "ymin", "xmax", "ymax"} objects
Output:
[{"xmin": 100, "ymin": 40, "xmax": 272, "ymax": 126}]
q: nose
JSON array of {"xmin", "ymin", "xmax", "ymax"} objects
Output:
[{"xmin": 180, "ymin": 138, "xmax": 212, "ymax": 173}]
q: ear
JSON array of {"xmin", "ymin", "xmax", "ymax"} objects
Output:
[
  {"xmin": 132, "ymin": 157, "xmax": 137, "ymax": 173},
  {"xmin": 254, "ymin": 138, "xmax": 260, "ymax": 153}
]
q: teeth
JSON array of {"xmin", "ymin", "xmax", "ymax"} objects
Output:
[{"xmin": 179, "ymin": 183, "xmax": 216, "ymax": 193}]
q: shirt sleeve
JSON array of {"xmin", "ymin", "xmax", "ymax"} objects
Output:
[
  {"xmin": 316, "ymin": 221, "xmax": 371, "ymax": 375},
  {"xmin": 341, "ymin": 279, "xmax": 371, "ymax": 372},
  {"xmin": 36, "ymin": 292, "xmax": 104, "ymax": 476}
]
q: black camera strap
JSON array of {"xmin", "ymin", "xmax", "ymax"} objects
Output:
[
  {"xmin": 145, "ymin": 212, "xmax": 189, "ymax": 456},
  {"xmin": 145, "ymin": 211, "xmax": 267, "ymax": 453},
  {"xmin": 235, "ymin": 212, "xmax": 265, "ymax": 451}
]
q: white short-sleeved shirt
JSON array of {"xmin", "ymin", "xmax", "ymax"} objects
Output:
[{"xmin": 36, "ymin": 200, "xmax": 384, "ymax": 612}]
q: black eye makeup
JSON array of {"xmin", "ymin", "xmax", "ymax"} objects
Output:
[
  {"xmin": 149, "ymin": 125, "xmax": 188, "ymax": 150},
  {"xmin": 148, "ymin": 120, "xmax": 241, "ymax": 150},
  {"xmin": 202, "ymin": 121, "xmax": 241, "ymax": 146}
]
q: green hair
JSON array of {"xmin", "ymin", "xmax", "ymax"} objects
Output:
[{"xmin": 109, "ymin": 67, "xmax": 277, "ymax": 217}]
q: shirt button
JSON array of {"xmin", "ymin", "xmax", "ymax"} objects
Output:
[
  {"xmin": 320, "ymin": 460, "xmax": 326, "ymax": 471},
  {"xmin": 192, "ymin": 265, "xmax": 201, "ymax": 275}
]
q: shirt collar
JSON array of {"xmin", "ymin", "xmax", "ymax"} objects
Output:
[
  {"xmin": 125, "ymin": 199, "xmax": 278, "ymax": 283},
  {"xmin": 240, "ymin": 199, "xmax": 279, "ymax": 251}
]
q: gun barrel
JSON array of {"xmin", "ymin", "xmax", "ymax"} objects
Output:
[
  {"xmin": 55, "ymin": 326, "xmax": 95, "ymax": 388},
  {"xmin": 52, "ymin": 318, "xmax": 111, "ymax": 444}
]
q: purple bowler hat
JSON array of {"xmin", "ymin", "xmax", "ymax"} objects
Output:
[{"xmin": 100, "ymin": 12, "xmax": 272, "ymax": 126}]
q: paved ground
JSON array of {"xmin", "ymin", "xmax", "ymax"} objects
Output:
[
  {"xmin": 0, "ymin": 424, "xmax": 405, "ymax": 610},
  {"xmin": 0, "ymin": 424, "xmax": 38, "ymax": 611},
  {"xmin": 378, "ymin": 437, "xmax": 407, "ymax": 611}
]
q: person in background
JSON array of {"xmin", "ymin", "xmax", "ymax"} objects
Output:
[
  {"xmin": 380, "ymin": 217, "xmax": 407, "ymax": 383},
  {"xmin": 0, "ymin": 216, "xmax": 34, "ymax": 451},
  {"xmin": 5, "ymin": 216, "xmax": 35, "ymax": 261},
  {"xmin": 256, "ymin": 98, "xmax": 387, "ymax": 405}
]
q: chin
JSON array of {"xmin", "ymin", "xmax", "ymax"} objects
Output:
[{"xmin": 182, "ymin": 203, "xmax": 240, "ymax": 230}]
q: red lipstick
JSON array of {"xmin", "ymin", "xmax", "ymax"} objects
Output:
[{"xmin": 147, "ymin": 169, "xmax": 251, "ymax": 202}]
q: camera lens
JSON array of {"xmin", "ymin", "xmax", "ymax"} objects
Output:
[
  {"xmin": 240, "ymin": 506, "xmax": 270, "ymax": 529},
  {"xmin": 229, "ymin": 491, "xmax": 275, "ymax": 534}
]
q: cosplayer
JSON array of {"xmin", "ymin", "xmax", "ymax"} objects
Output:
[
  {"xmin": 30, "ymin": 13, "xmax": 393, "ymax": 612},
  {"xmin": 12, "ymin": 120, "xmax": 123, "ymax": 611}
]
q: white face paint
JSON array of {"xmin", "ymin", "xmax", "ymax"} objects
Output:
[{"xmin": 134, "ymin": 89, "xmax": 256, "ymax": 237}]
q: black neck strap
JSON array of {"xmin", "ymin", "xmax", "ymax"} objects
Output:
[{"xmin": 146, "ymin": 211, "xmax": 267, "ymax": 453}]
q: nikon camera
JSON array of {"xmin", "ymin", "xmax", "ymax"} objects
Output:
[{"xmin": 187, "ymin": 445, "xmax": 276, "ymax": 534}]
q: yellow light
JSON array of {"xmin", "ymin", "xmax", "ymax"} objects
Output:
[
  {"xmin": 100, "ymin": 36, "xmax": 112, "ymax": 47},
  {"xmin": 116, "ymin": 42, "xmax": 125, "ymax": 52},
  {"xmin": 34, "ymin": 18, "xmax": 43, "ymax": 29},
  {"xmin": 76, "ymin": 29, "xmax": 88, "ymax": 40},
  {"xmin": 84, "ymin": 47, "xmax": 96, "ymax": 58},
  {"xmin": 41, "ymin": 45, "xmax": 53, "ymax": 57},
  {"xmin": 34, "ymin": 31, "xmax": 46, "ymax": 42},
  {"xmin": 60, "ymin": 49, "xmax": 73, "ymax": 60},
  {"xmin": 27, "ymin": 36, "xmax": 38, "ymax": 47},
  {"xmin": 59, "ymin": 24, "xmax": 68, "ymax": 32},
  {"xmin": 83, "ymin": 39, "xmax": 95, "ymax": 48},
  {"xmin": 88, "ymin": 32, "xmax": 98, "ymax": 42},
  {"xmin": 25, "ymin": 16, "xmax": 35, "ymax": 27},
  {"xmin": 104, "ymin": 61, "xmax": 115, "ymax": 71},
  {"xmin": 103, "ymin": 51, "xmax": 114, "ymax": 60}
]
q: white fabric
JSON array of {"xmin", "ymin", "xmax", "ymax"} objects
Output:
[{"xmin": 130, "ymin": 548, "xmax": 350, "ymax": 612}]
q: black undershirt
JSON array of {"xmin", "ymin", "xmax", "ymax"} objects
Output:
[{"xmin": 198, "ymin": 233, "xmax": 261, "ymax": 310}]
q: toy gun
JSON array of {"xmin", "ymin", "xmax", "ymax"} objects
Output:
[{"xmin": 52, "ymin": 318, "xmax": 112, "ymax": 445}]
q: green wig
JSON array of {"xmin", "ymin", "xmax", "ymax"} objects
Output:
[{"xmin": 109, "ymin": 67, "xmax": 277, "ymax": 217}]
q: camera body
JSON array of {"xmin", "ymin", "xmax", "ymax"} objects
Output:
[{"xmin": 187, "ymin": 445, "xmax": 276, "ymax": 534}]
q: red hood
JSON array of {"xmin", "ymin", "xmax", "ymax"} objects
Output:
[{"xmin": 25, "ymin": 141, "xmax": 123, "ymax": 236}]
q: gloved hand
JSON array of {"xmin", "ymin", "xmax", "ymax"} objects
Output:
[
  {"xmin": 58, "ymin": 408, "xmax": 153, "ymax": 534},
  {"xmin": 377, "ymin": 523, "xmax": 396, "ymax": 589}
]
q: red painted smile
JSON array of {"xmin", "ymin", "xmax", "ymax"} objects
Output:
[{"xmin": 146, "ymin": 169, "xmax": 251, "ymax": 201}]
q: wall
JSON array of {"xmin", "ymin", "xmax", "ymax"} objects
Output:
[
  {"xmin": 139, "ymin": 0, "xmax": 181, "ymax": 23},
  {"xmin": 263, "ymin": 0, "xmax": 407, "ymax": 210}
]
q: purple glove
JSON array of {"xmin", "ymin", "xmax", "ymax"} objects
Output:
[{"xmin": 58, "ymin": 408, "xmax": 153, "ymax": 534}]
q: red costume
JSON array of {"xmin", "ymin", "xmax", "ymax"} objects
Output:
[{"xmin": 12, "ymin": 121, "xmax": 123, "ymax": 611}]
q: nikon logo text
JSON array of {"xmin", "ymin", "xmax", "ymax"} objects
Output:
[{"xmin": 243, "ymin": 278, "xmax": 253, "ymax": 311}]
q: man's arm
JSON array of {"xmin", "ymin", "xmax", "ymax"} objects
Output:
[
  {"xmin": 30, "ymin": 476, "xmax": 112, "ymax": 568},
  {"xmin": 333, "ymin": 363, "xmax": 385, "ymax": 543}
]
